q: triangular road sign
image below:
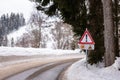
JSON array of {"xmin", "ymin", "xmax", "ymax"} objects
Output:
[{"xmin": 79, "ymin": 28, "xmax": 95, "ymax": 44}]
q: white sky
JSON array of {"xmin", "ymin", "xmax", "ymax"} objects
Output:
[{"xmin": 0, "ymin": 0, "xmax": 35, "ymax": 21}]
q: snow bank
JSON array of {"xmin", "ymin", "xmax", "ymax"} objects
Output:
[
  {"xmin": 0, "ymin": 47, "xmax": 82, "ymax": 56},
  {"xmin": 66, "ymin": 58, "xmax": 120, "ymax": 80},
  {"xmin": 7, "ymin": 25, "xmax": 29, "ymax": 46},
  {"xmin": 113, "ymin": 57, "xmax": 120, "ymax": 70}
]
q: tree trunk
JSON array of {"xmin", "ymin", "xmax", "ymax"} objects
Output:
[{"xmin": 103, "ymin": 0, "xmax": 115, "ymax": 67}]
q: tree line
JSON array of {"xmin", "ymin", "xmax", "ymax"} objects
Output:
[{"xmin": 0, "ymin": 13, "xmax": 26, "ymax": 46}]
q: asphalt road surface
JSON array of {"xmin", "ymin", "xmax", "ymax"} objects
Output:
[{"xmin": 4, "ymin": 58, "xmax": 80, "ymax": 80}]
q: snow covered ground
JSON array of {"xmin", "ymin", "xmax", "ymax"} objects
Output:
[
  {"xmin": 0, "ymin": 47, "xmax": 82, "ymax": 56},
  {"xmin": 7, "ymin": 25, "xmax": 29, "ymax": 45},
  {"xmin": 1, "ymin": 47, "xmax": 120, "ymax": 80},
  {"xmin": 0, "ymin": 47, "xmax": 84, "ymax": 68},
  {"xmin": 66, "ymin": 58, "xmax": 120, "ymax": 80},
  {"xmin": 0, "ymin": 47, "xmax": 84, "ymax": 80}
]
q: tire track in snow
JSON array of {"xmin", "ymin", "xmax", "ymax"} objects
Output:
[
  {"xmin": 4, "ymin": 58, "xmax": 80, "ymax": 80},
  {"xmin": 26, "ymin": 58, "xmax": 79, "ymax": 80}
]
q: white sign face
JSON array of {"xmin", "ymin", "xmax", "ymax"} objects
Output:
[
  {"xmin": 78, "ymin": 28, "xmax": 95, "ymax": 50},
  {"xmin": 79, "ymin": 28, "xmax": 95, "ymax": 44},
  {"xmin": 81, "ymin": 33, "xmax": 93, "ymax": 43},
  {"xmin": 79, "ymin": 44, "xmax": 94, "ymax": 50}
]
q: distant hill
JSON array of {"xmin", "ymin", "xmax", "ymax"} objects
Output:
[{"xmin": 0, "ymin": 13, "xmax": 26, "ymax": 46}]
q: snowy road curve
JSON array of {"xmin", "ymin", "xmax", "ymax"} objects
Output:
[{"xmin": 4, "ymin": 58, "xmax": 80, "ymax": 80}]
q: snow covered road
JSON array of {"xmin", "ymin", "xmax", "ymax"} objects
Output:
[
  {"xmin": 0, "ymin": 47, "xmax": 85, "ymax": 80},
  {"xmin": 4, "ymin": 58, "xmax": 79, "ymax": 80}
]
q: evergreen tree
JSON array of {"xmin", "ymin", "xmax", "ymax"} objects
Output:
[
  {"xmin": 113, "ymin": 0, "xmax": 120, "ymax": 57},
  {"xmin": 87, "ymin": 0, "xmax": 104, "ymax": 64},
  {"xmin": 0, "ymin": 13, "xmax": 26, "ymax": 46},
  {"xmin": 0, "ymin": 13, "xmax": 26, "ymax": 35}
]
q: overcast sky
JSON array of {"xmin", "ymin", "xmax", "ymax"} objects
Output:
[{"xmin": 0, "ymin": 0, "xmax": 35, "ymax": 21}]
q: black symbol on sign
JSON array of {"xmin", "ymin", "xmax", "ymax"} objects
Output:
[{"xmin": 86, "ymin": 35, "xmax": 87, "ymax": 42}]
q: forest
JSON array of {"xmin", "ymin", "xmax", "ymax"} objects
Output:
[{"xmin": 0, "ymin": 13, "xmax": 25, "ymax": 46}]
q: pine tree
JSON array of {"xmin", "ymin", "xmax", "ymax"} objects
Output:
[
  {"xmin": 113, "ymin": 0, "xmax": 119, "ymax": 57},
  {"xmin": 87, "ymin": 0, "xmax": 104, "ymax": 64},
  {"xmin": 0, "ymin": 13, "xmax": 26, "ymax": 46}
]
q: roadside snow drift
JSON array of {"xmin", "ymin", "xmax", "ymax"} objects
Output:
[
  {"xmin": 0, "ymin": 47, "xmax": 81, "ymax": 56},
  {"xmin": 66, "ymin": 58, "xmax": 120, "ymax": 80}
]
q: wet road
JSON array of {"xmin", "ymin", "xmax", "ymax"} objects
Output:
[{"xmin": 4, "ymin": 58, "xmax": 80, "ymax": 80}]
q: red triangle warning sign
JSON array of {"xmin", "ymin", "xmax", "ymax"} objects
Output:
[{"xmin": 79, "ymin": 28, "xmax": 95, "ymax": 44}]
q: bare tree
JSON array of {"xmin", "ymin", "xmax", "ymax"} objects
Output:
[
  {"xmin": 103, "ymin": 0, "xmax": 115, "ymax": 66},
  {"xmin": 31, "ymin": 29, "xmax": 40, "ymax": 48},
  {"xmin": 52, "ymin": 22, "xmax": 74, "ymax": 49},
  {"xmin": 29, "ymin": 12, "xmax": 43, "ymax": 48}
]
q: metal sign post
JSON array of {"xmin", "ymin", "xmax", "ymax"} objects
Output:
[
  {"xmin": 86, "ymin": 49, "xmax": 88, "ymax": 67},
  {"xmin": 86, "ymin": 49, "xmax": 88, "ymax": 61},
  {"xmin": 78, "ymin": 28, "xmax": 95, "ymax": 67}
]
